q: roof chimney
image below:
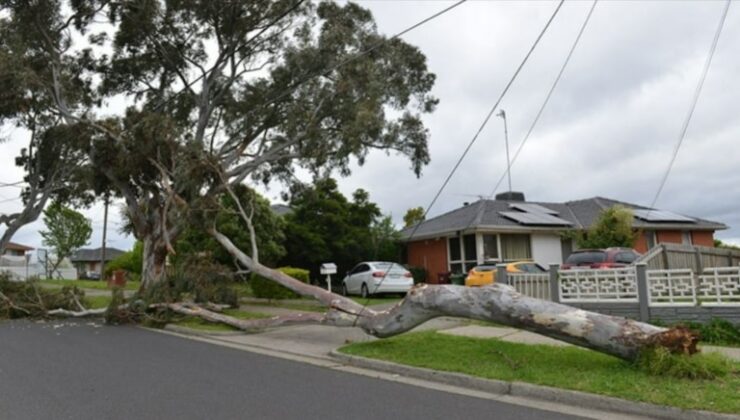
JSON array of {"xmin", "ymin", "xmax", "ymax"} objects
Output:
[{"xmin": 495, "ymin": 191, "xmax": 525, "ymax": 202}]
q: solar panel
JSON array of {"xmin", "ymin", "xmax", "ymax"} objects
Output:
[
  {"xmin": 500, "ymin": 211, "xmax": 573, "ymax": 226},
  {"xmin": 633, "ymin": 209, "xmax": 695, "ymax": 223},
  {"xmin": 509, "ymin": 203, "xmax": 558, "ymax": 215}
]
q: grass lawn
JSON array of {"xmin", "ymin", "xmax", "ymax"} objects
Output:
[
  {"xmin": 39, "ymin": 279, "xmax": 140, "ymax": 291},
  {"xmin": 246, "ymin": 300, "xmax": 326, "ymax": 313},
  {"xmin": 84, "ymin": 295, "xmax": 114, "ymax": 309},
  {"xmin": 339, "ymin": 331, "xmax": 740, "ymax": 414},
  {"xmin": 172, "ymin": 309, "xmax": 272, "ymax": 332},
  {"xmin": 349, "ymin": 296, "xmax": 402, "ymax": 306}
]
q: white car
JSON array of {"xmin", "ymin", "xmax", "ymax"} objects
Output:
[{"xmin": 342, "ymin": 261, "xmax": 414, "ymax": 298}]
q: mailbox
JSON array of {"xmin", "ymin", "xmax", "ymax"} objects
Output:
[{"xmin": 320, "ymin": 263, "xmax": 337, "ymax": 275}]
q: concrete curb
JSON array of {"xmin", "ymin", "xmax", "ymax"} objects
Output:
[
  {"xmin": 163, "ymin": 324, "xmax": 246, "ymax": 336},
  {"xmin": 329, "ymin": 351, "xmax": 738, "ymax": 420}
]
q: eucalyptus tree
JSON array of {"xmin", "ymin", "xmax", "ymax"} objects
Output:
[
  {"xmin": 0, "ymin": 6, "xmax": 93, "ymax": 253},
  {"xmin": 2, "ymin": 0, "xmax": 436, "ymax": 288}
]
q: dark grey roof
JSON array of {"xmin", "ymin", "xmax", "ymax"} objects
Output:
[
  {"xmin": 270, "ymin": 204, "xmax": 292, "ymax": 217},
  {"xmin": 399, "ymin": 196, "xmax": 727, "ymax": 241},
  {"xmin": 70, "ymin": 247, "xmax": 126, "ymax": 262}
]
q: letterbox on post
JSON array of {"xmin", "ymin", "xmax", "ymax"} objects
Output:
[{"xmin": 320, "ymin": 263, "xmax": 337, "ymax": 292}]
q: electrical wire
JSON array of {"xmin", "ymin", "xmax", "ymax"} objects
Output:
[
  {"xmin": 647, "ymin": 0, "xmax": 731, "ymax": 214},
  {"xmin": 117, "ymin": 0, "xmax": 466, "ymax": 139},
  {"xmin": 485, "ymin": 0, "xmax": 598, "ymax": 202},
  {"xmin": 450, "ymin": 0, "xmax": 598, "ymax": 254},
  {"xmin": 355, "ymin": 0, "xmax": 566, "ymax": 321}
]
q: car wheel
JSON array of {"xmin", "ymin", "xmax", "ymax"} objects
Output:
[
  {"xmin": 361, "ymin": 283, "xmax": 370, "ymax": 299},
  {"xmin": 342, "ymin": 283, "xmax": 348, "ymax": 296}
]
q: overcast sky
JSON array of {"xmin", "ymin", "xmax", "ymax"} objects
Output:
[{"xmin": 2, "ymin": 0, "xmax": 739, "ymax": 255}]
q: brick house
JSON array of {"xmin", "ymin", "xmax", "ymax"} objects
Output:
[{"xmin": 401, "ymin": 194, "xmax": 726, "ymax": 283}]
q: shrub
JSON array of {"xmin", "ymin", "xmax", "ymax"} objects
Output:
[
  {"xmin": 636, "ymin": 347, "xmax": 734, "ymax": 380},
  {"xmin": 691, "ymin": 319, "xmax": 740, "ymax": 346},
  {"xmin": 105, "ymin": 241, "xmax": 143, "ymax": 277},
  {"xmin": 406, "ymin": 266, "xmax": 427, "ymax": 284},
  {"xmin": 651, "ymin": 318, "xmax": 740, "ymax": 347},
  {"xmin": 160, "ymin": 258, "xmax": 238, "ymax": 307},
  {"xmin": 251, "ymin": 267, "xmax": 310, "ymax": 300},
  {"xmin": 0, "ymin": 274, "xmax": 83, "ymax": 319}
]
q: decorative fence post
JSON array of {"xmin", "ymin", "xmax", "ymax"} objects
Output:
[
  {"xmin": 549, "ymin": 263, "xmax": 560, "ymax": 303},
  {"xmin": 635, "ymin": 262, "xmax": 649, "ymax": 322},
  {"xmin": 496, "ymin": 264, "xmax": 508, "ymax": 285}
]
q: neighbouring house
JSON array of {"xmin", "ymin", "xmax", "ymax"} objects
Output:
[
  {"xmin": 401, "ymin": 193, "xmax": 726, "ymax": 283},
  {"xmin": 2, "ymin": 241, "xmax": 34, "ymax": 257},
  {"xmin": 70, "ymin": 247, "xmax": 126, "ymax": 278}
]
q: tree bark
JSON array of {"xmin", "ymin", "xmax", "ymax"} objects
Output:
[
  {"xmin": 207, "ymin": 228, "xmax": 698, "ymax": 362},
  {"xmin": 141, "ymin": 236, "xmax": 169, "ymax": 290}
]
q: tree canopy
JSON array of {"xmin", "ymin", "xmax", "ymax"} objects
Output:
[
  {"xmin": 40, "ymin": 202, "xmax": 92, "ymax": 273},
  {"xmin": 403, "ymin": 206, "xmax": 425, "ymax": 228},
  {"xmin": 176, "ymin": 186, "xmax": 286, "ymax": 268},
  {"xmin": 280, "ymin": 178, "xmax": 400, "ymax": 280},
  {"xmin": 1, "ymin": 0, "xmax": 437, "ymax": 287},
  {"xmin": 578, "ymin": 206, "xmax": 639, "ymax": 249}
]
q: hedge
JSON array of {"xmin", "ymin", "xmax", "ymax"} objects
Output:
[
  {"xmin": 251, "ymin": 267, "xmax": 310, "ymax": 300},
  {"xmin": 406, "ymin": 266, "xmax": 427, "ymax": 284}
]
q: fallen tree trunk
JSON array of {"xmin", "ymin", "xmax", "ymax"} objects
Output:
[{"xmin": 207, "ymin": 228, "xmax": 697, "ymax": 362}]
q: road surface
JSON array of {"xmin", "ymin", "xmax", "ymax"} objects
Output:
[{"xmin": 0, "ymin": 320, "xmax": 585, "ymax": 420}]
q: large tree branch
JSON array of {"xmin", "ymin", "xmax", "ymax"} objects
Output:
[
  {"xmin": 163, "ymin": 302, "xmax": 331, "ymax": 332},
  {"xmin": 207, "ymin": 227, "xmax": 697, "ymax": 362}
]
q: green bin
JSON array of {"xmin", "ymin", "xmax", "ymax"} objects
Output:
[{"xmin": 449, "ymin": 273, "xmax": 466, "ymax": 285}]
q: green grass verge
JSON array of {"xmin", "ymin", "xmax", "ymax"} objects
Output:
[
  {"xmin": 39, "ymin": 279, "xmax": 140, "ymax": 291},
  {"xmin": 339, "ymin": 332, "xmax": 740, "ymax": 414},
  {"xmin": 84, "ymin": 295, "xmax": 114, "ymax": 309},
  {"xmin": 349, "ymin": 296, "xmax": 402, "ymax": 306},
  {"xmin": 172, "ymin": 309, "xmax": 271, "ymax": 332},
  {"xmin": 245, "ymin": 301, "xmax": 326, "ymax": 312}
]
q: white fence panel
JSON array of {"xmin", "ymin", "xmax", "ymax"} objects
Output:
[
  {"xmin": 508, "ymin": 273, "xmax": 550, "ymax": 300},
  {"xmin": 697, "ymin": 267, "xmax": 740, "ymax": 306},
  {"xmin": 0, "ymin": 265, "xmax": 78, "ymax": 281},
  {"xmin": 647, "ymin": 269, "xmax": 696, "ymax": 306},
  {"xmin": 559, "ymin": 268, "xmax": 638, "ymax": 302}
]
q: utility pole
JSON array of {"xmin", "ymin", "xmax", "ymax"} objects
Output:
[
  {"xmin": 99, "ymin": 194, "xmax": 109, "ymax": 280},
  {"xmin": 496, "ymin": 109, "xmax": 512, "ymax": 195}
]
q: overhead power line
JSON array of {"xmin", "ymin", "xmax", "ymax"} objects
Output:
[
  {"xmin": 485, "ymin": 0, "xmax": 598, "ymax": 201},
  {"xmin": 648, "ymin": 0, "xmax": 731, "ymax": 212},
  {"xmin": 0, "ymin": 181, "xmax": 25, "ymax": 189},
  {"xmin": 402, "ymin": 0, "xmax": 565, "ymax": 242},
  {"xmin": 356, "ymin": 0, "xmax": 566, "ymax": 319}
]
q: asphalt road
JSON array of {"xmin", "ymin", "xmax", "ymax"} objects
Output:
[{"xmin": 0, "ymin": 320, "xmax": 584, "ymax": 420}]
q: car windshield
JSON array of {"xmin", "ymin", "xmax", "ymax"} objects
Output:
[
  {"xmin": 566, "ymin": 251, "xmax": 606, "ymax": 265},
  {"xmin": 517, "ymin": 263, "xmax": 545, "ymax": 273},
  {"xmin": 473, "ymin": 265, "xmax": 497, "ymax": 272},
  {"xmin": 372, "ymin": 263, "xmax": 405, "ymax": 272}
]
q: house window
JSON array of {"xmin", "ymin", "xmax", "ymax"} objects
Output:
[
  {"xmin": 482, "ymin": 234, "xmax": 499, "ymax": 261},
  {"xmin": 448, "ymin": 234, "xmax": 477, "ymax": 274},
  {"xmin": 681, "ymin": 231, "xmax": 692, "ymax": 245},
  {"xmin": 449, "ymin": 237, "xmax": 461, "ymax": 261},
  {"xmin": 500, "ymin": 234, "xmax": 531, "ymax": 261},
  {"xmin": 646, "ymin": 231, "xmax": 657, "ymax": 249}
]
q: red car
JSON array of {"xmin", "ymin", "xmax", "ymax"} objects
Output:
[{"xmin": 561, "ymin": 248, "xmax": 641, "ymax": 269}]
